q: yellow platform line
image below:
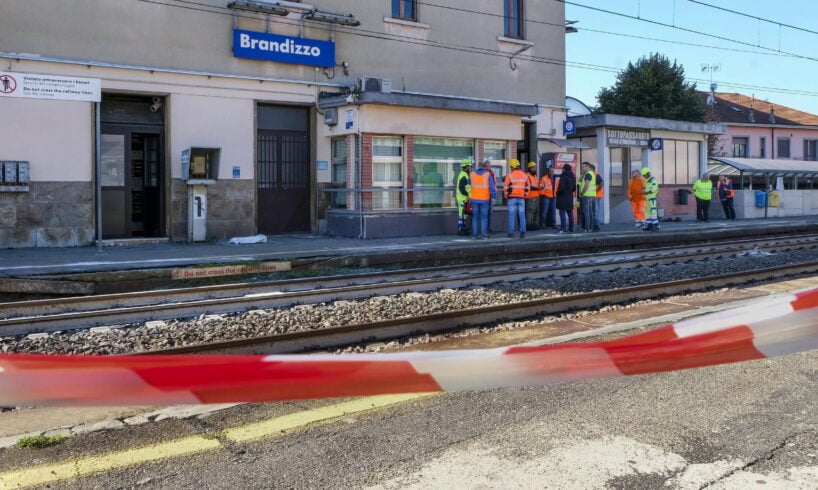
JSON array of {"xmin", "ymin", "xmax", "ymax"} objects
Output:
[
  {"xmin": 0, "ymin": 393, "xmax": 435, "ymax": 489},
  {"xmin": 223, "ymin": 393, "xmax": 436, "ymax": 443}
]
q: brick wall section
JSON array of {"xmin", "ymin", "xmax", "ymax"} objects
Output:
[
  {"xmin": 508, "ymin": 140, "xmax": 518, "ymax": 162},
  {"xmin": 657, "ymin": 185, "xmax": 696, "ymax": 218},
  {"xmin": 405, "ymin": 135, "xmax": 414, "ymax": 209},
  {"xmin": 476, "ymin": 139, "xmax": 484, "ymax": 164},
  {"xmin": 361, "ymin": 133, "xmax": 373, "ymax": 211}
]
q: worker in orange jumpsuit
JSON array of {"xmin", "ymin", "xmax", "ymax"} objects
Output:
[{"xmin": 628, "ymin": 169, "xmax": 647, "ymax": 228}]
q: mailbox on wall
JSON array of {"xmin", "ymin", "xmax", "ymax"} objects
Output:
[{"xmin": 0, "ymin": 161, "xmax": 30, "ymax": 191}]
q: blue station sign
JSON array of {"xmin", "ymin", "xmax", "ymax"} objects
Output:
[{"xmin": 233, "ymin": 29, "xmax": 336, "ymax": 68}]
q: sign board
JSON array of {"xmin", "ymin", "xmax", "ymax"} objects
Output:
[
  {"xmin": 171, "ymin": 261, "xmax": 292, "ymax": 280},
  {"xmin": 233, "ymin": 29, "xmax": 335, "ymax": 68},
  {"xmin": 553, "ymin": 152, "xmax": 577, "ymax": 172},
  {"xmin": 345, "ymin": 109, "xmax": 354, "ymax": 130},
  {"xmin": 232, "ymin": 166, "xmax": 241, "ymax": 179},
  {"xmin": 316, "ymin": 160, "xmax": 329, "ymax": 171},
  {"xmin": 563, "ymin": 120, "xmax": 576, "ymax": 135},
  {"xmin": 0, "ymin": 71, "xmax": 101, "ymax": 102},
  {"xmin": 649, "ymin": 138, "xmax": 664, "ymax": 151},
  {"xmin": 607, "ymin": 128, "xmax": 650, "ymax": 147}
]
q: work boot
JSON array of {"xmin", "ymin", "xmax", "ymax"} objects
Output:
[
  {"xmin": 520, "ymin": 233, "xmax": 526, "ymax": 239},
  {"xmin": 507, "ymin": 233, "xmax": 514, "ymax": 238}
]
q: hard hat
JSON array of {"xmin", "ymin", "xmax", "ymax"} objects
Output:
[
  {"xmin": 640, "ymin": 167, "xmax": 651, "ymax": 176},
  {"xmin": 460, "ymin": 158, "xmax": 472, "ymax": 169},
  {"xmin": 509, "ymin": 159, "xmax": 521, "ymax": 168},
  {"xmin": 527, "ymin": 161, "xmax": 537, "ymax": 169}
]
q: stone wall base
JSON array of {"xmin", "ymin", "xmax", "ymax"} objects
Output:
[{"xmin": 171, "ymin": 179, "xmax": 255, "ymax": 241}]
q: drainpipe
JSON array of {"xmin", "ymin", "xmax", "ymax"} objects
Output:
[{"xmin": 94, "ymin": 102, "xmax": 102, "ymax": 251}]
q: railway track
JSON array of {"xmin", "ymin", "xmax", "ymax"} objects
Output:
[
  {"xmin": 147, "ymin": 259, "xmax": 818, "ymax": 355},
  {"xmin": 2, "ymin": 233, "xmax": 818, "ymax": 337}
]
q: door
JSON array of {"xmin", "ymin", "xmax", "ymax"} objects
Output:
[
  {"xmin": 101, "ymin": 127, "xmax": 164, "ymax": 238},
  {"xmin": 608, "ymin": 147, "xmax": 642, "ymax": 223},
  {"xmin": 256, "ymin": 105, "xmax": 311, "ymax": 235}
]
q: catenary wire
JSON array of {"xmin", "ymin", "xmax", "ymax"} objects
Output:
[
  {"xmin": 131, "ymin": 0, "xmax": 818, "ymax": 98},
  {"xmin": 687, "ymin": 0, "xmax": 818, "ymax": 37}
]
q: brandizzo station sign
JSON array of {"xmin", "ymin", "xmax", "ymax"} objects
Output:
[{"xmin": 233, "ymin": 29, "xmax": 335, "ymax": 67}]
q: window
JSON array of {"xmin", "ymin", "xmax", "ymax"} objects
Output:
[
  {"xmin": 687, "ymin": 141, "xmax": 701, "ymax": 184},
  {"xmin": 330, "ymin": 137, "xmax": 347, "ymax": 209},
  {"xmin": 662, "ymin": 140, "xmax": 676, "ymax": 185},
  {"xmin": 778, "ymin": 138, "xmax": 791, "ymax": 159},
  {"xmin": 504, "ymin": 0, "xmax": 524, "ymax": 39},
  {"xmin": 652, "ymin": 140, "xmax": 699, "ymax": 185},
  {"xmin": 484, "ymin": 141, "xmax": 507, "ymax": 205},
  {"xmin": 609, "ymin": 148, "xmax": 624, "ymax": 187},
  {"xmin": 760, "ymin": 137, "xmax": 766, "ymax": 158},
  {"xmin": 391, "ymin": 0, "xmax": 416, "ymax": 21},
  {"xmin": 372, "ymin": 137, "xmax": 404, "ymax": 210},
  {"xmin": 413, "ymin": 137, "xmax": 474, "ymax": 209},
  {"xmin": 805, "ymin": 140, "xmax": 818, "ymax": 161},
  {"xmin": 649, "ymin": 146, "xmax": 663, "ymax": 184},
  {"xmin": 731, "ymin": 137, "xmax": 749, "ymax": 158}
]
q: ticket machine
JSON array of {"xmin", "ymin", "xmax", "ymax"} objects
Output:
[{"xmin": 181, "ymin": 147, "xmax": 220, "ymax": 242}]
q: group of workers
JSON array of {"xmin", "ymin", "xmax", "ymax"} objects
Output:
[{"xmin": 458, "ymin": 158, "xmax": 736, "ymax": 239}]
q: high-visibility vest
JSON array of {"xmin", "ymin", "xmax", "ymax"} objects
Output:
[
  {"xmin": 455, "ymin": 171, "xmax": 470, "ymax": 203},
  {"xmin": 504, "ymin": 169, "xmax": 529, "ymax": 198},
  {"xmin": 526, "ymin": 173, "xmax": 540, "ymax": 199},
  {"xmin": 644, "ymin": 176, "xmax": 658, "ymax": 199},
  {"xmin": 581, "ymin": 171, "xmax": 597, "ymax": 197},
  {"xmin": 469, "ymin": 172, "xmax": 490, "ymax": 201},
  {"xmin": 693, "ymin": 179, "xmax": 713, "ymax": 200},
  {"xmin": 595, "ymin": 172, "xmax": 604, "ymax": 198},
  {"xmin": 540, "ymin": 175, "xmax": 554, "ymax": 198}
]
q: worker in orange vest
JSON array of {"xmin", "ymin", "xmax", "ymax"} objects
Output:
[
  {"xmin": 539, "ymin": 167, "xmax": 557, "ymax": 229},
  {"xmin": 717, "ymin": 176, "xmax": 736, "ymax": 220},
  {"xmin": 525, "ymin": 162, "xmax": 540, "ymax": 231},
  {"xmin": 504, "ymin": 159, "xmax": 530, "ymax": 238},
  {"xmin": 592, "ymin": 164, "xmax": 604, "ymax": 232},
  {"xmin": 627, "ymin": 169, "xmax": 646, "ymax": 228}
]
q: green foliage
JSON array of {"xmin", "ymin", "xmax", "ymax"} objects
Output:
[
  {"xmin": 15, "ymin": 434, "xmax": 68, "ymax": 449},
  {"xmin": 597, "ymin": 53, "xmax": 706, "ymax": 122}
]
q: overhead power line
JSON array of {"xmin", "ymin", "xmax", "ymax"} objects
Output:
[
  {"xmin": 687, "ymin": 0, "xmax": 818, "ymax": 37},
  {"xmin": 130, "ymin": 0, "xmax": 818, "ymax": 99}
]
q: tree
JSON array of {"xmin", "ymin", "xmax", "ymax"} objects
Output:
[{"xmin": 596, "ymin": 54, "xmax": 706, "ymax": 122}]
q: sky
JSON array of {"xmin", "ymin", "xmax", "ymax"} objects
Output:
[{"xmin": 565, "ymin": 0, "xmax": 818, "ymax": 114}]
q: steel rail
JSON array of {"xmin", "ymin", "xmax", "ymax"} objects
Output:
[
  {"xmin": 1, "ymin": 236, "xmax": 817, "ymax": 336},
  {"xmin": 2, "ymin": 233, "xmax": 816, "ymax": 323},
  {"xmin": 145, "ymin": 259, "xmax": 818, "ymax": 355}
]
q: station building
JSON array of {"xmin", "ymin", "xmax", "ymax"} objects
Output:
[{"xmin": 0, "ymin": 0, "xmax": 567, "ymax": 246}]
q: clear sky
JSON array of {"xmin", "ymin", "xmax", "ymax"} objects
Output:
[{"xmin": 565, "ymin": 0, "xmax": 818, "ymax": 114}]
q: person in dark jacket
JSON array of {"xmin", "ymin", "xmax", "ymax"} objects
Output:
[{"xmin": 555, "ymin": 164, "xmax": 576, "ymax": 234}]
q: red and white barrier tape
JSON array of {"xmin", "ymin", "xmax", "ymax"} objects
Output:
[{"xmin": 2, "ymin": 289, "xmax": 818, "ymax": 406}]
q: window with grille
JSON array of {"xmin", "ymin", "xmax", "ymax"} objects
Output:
[
  {"xmin": 331, "ymin": 137, "xmax": 347, "ymax": 209},
  {"xmin": 392, "ymin": 0, "xmax": 417, "ymax": 21},
  {"xmin": 413, "ymin": 137, "xmax": 474, "ymax": 208},
  {"xmin": 760, "ymin": 137, "xmax": 767, "ymax": 158},
  {"xmin": 372, "ymin": 136, "xmax": 404, "ymax": 210},
  {"xmin": 484, "ymin": 141, "xmax": 508, "ymax": 205},
  {"xmin": 731, "ymin": 137, "xmax": 749, "ymax": 158},
  {"xmin": 504, "ymin": 0, "xmax": 524, "ymax": 39},
  {"xmin": 778, "ymin": 138, "xmax": 791, "ymax": 159}
]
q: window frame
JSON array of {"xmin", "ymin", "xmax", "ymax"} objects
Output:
[
  {"xmin": 777, "ymin": 137, "xmax": 791, "ymax": 159},
  {"xmin": 391, "ymin": 0, "xmax": 418, "ymax": 22},
  {"xmin": 759, "ymin": 137, "xmax": 767, "ymax": 159},
  {"xmin": 731, "ymin": 136, "xmax": 749, "ymax": 158},
  {"xmin": 371, "ymin": 136, "xmax": 405, "ymax": 210},
  {"xmin": 804, "ymin": 139, "xmax": 818, "ymax": 161},
  {"xmin": 330, "ymin": 136, "xmax": 348, "ymax": 209},
  {"xmin": 503, "ymin": 0, "xmax": 525, "ymax": 39}
]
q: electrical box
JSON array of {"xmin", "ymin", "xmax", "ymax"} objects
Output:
[
  {"xmin": 324, "ymin": 107, "xmax": 338, "ymax": 126},
  {"xmin": 181, "ymin": 147, "xmax": 221, "ymax": 183},
  {"xmin": 17, "ymin": 162, "xmax": 29, "ymax": 183},
  {"xmin": 3, "ymin": 162, "xmax": 17, "ymax": 184}
]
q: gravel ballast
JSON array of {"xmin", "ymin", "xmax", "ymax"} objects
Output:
[{"xmin": 2, "ymin": 248, "xmax": 815, "ymax": 355}]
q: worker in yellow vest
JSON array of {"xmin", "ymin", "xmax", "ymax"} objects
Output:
[
  {"xmin": 692, "ymin": 173, "xmax": 713, "ymax": 222},
  {"xmin": 642, "ymin": 167, "xmax": 660, "ymax": 231},
  {"xmin": 578, "ymin": 161, "xmax": 597, "ymax": 233},
  {"xmin": 504, "ymin": 159, "xmax": 530, "ymax": 238}
]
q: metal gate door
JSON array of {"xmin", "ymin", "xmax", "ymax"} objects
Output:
[{"xmin": 257, "ymin": 130, "xmax": 310, "ymax": 234}]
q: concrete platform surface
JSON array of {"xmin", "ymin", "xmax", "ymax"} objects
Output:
[{"xmin": 0, "ymin": 216, "xmax": 816, "ymax": 277}]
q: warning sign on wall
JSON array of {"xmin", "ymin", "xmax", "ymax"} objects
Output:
[{"xmin": 0, "ymin": 71, "xmax": 101, "ymax": 102}]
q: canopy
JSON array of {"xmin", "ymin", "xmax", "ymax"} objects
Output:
[{"xmin": 709, "ymin": 157, "xmax": 818, "ymax": 177}]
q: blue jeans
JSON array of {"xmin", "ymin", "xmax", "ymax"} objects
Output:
[
  {"xmin": 471, "ymin": 201, "xmax": 489, "ymax": 236},
  {"xmin": 558, "ymin": 208, "xmax": 574, "ymax": 232},
  {"xmin": 581, "ymin": 197, "xmax": 596, "ymax": 231},
  {"xmin": 594, "ymin": 197, "xmax": 603, "ymax": 227},
  {"xmin": 507, "ymin": 197, "xmax": 526, "ymax": 234},
  {"xmin": 540, "ymin": 197, "xmax": 556, "ymax": 227}
]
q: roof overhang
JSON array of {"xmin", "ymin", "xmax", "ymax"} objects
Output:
[
  {"xmin": 319, "ymin": 91, "xmax": 540, "ymax": 117},
  {"xmin": 709, "ymin": 157, "xmax": 818, "ymax": 176},
  {"xmin": 570, "ymin": 113, "xmax": 726, "ymax": 135}
]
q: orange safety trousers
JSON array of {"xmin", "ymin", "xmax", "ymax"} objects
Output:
[{"xmin": 631, "ymin": 199, "xmax": 646, "ymax": 222}]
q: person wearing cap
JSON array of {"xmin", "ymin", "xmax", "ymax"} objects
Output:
[
  {"xmin": 525, "ymin": 161, "xmax": 541, "ymax": 231},
  {"xmin": 504, "ymin": 159, "xmax": 530, "ymax": 238},
  {"xmin": 469, "ymin": 160, "xmax": 496, "ymax": 239},
  {"xmin": 578, "ymin": 161, "xmax": 597, "ymax": 233},
  {"xmin": 628, "ymin": 169, "xmax": 647, "ymax": 228},
  {"xmin": 455, "ymin": 159, "xmax": 472, "ymax": 236},
  {"xmin": 642, "ymin": 167, "xmax": 660, "ymax": 231},
  {"xmin": 693, "ymin": 173, "xmax": 713, "ymax": 222},
  {"xmin": 539, "ymin": 167, "xmax": 557, "ymax": 230}
]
